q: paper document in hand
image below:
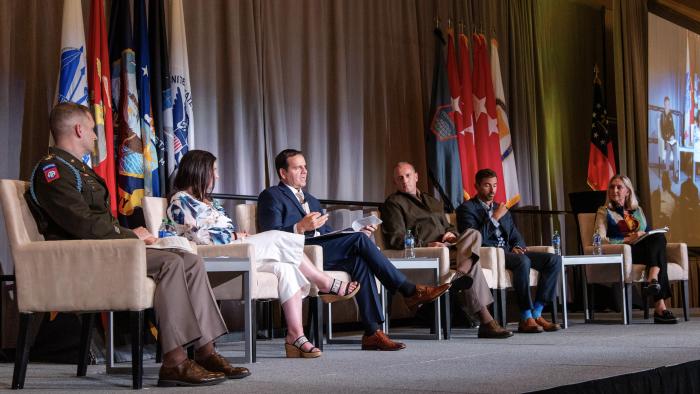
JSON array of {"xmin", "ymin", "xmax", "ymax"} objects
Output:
[
  {"xmin": 146, "ymin": 236, "xmax": 195, "ymax": 253},
  {"xmin": 632, "ymin": 227, "xmax": 669, "ymax": 245},
  {"xmin": 351, "ymin": 215, "xmax": 383, "ymax": 231}
]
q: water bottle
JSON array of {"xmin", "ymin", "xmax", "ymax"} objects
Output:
[
  {"xmin": 158, "ymin": 219, "xmax": 174, "ymax": 238},
  {"xmin": 592, "ymin": 229, "xmax": 602, "ymax": 255},
  {"xmin": 404, "ymin": 229, "xmax": 416, "ymax": 259},
  {"xmin": 552, "ymin": 230, "xmax": 561, "ymax": 256}
]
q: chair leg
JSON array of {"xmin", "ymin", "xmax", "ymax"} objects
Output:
[
  {"xmin": 155, "ymin": 336, "xmax": 162, "ymax": 364},
  {"xmin": 441, "ymin": 291, "xmax": 451, "ymax": 340},
  {"xmin": 130, "ymin": 311, "xmax": 144, "ymax": 390},
  {"xmin": 682, "ymin": 280, "xmax": 690, "ymax": 321},
  {"xmin": 77, "ymin": 313, "xmax": 96, "ymax": 377},
  {"xmin": 251, "ymin": 302, "xmax": 257, "ymax": 363},
  {"xmin": 588, "ymin": 285, "xmax": 595, "ymax": 321},
  {"xmin": 642, "ymin": 281, "xmax": 650, "ymax": 320},
  {"xmin": 12, "ymin": 313, "xmax": 32, "ymax": 389},
  {"xmin": 491, "ymin": 289, "xmax": 499, "ymax": 325},
  {"xmin": 498, "ymin": 289, "xmax": 507, "ymax": 326},
  {"xmin": 625, "ymin": 283, "xmax": 633, "ymax": 324}
]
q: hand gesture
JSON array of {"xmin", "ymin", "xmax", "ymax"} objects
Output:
[
  {"xmin": 297, "ymin": 212, "xmax": 329, "ymax": 233},
  {"xmin": 359, "ymin": 224, "xmax": 377, "ymax": 237},
  {"xmin": 442, "ymin": 232, "xmax": 457, "ymax": 244},
  {"xmin": 133, "ymin": 226, "xmax": 157, "ymax": 245},
  {"xmin": 512, "ymin": 246, "xmax": 527, "ymax": 255},
  {"xmin": 492, "ymin": 203, "xmax": 509, "ymax": 221}
]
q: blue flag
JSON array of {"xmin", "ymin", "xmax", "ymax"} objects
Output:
[
  {"xmin": 135, "ymin": 0, "xmax": 160, "ymax": 197},
  {"xmin": 149, "ymin": 0, "xmax": 171, "ymax": 194},
  {"xmin": 426, "ymin": 28, "xmax": 464, "ymax": 210},
  {"xmin": 109, "ymin": 0, "xmax": 145, "ymax": 227}
]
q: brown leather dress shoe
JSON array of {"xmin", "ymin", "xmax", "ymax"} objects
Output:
[
  {"xmin": 517, "ymin": 318, "xmax": 544, "ymax": 333},
  {"xmin": 534, "ymin": 316, "xmax": 561, "ymax": 332},
  {"xmin": 404, "ymin": 283, "xmax": 451, "ymax": 311},
  {"xmin": 478, "ymin": 320, "xmax": 513, "ymax": 339},
  {"xmin": 198, "ymin": 352, "xmax": 251, "ymax": 379},
  {"xmin": 157, "ymin": 359, "xmax": 226, "ymax": 387},
  {"xmin": 361, "ymin": 329, "xmax": 406, "ymax": 351}
]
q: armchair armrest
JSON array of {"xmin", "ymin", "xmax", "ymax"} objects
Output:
[
  {"xmin": 527, "ymin": 245, "xmax": 554, "ymax": 254},
  {"xmin": 13, "ymin": 239, "xmax": 151, "ymax": 313},
  {"xmin": 304, "ymin": 245, "xmax": 324, "ymax": 271},
  {"xmin": 480, "ymin": 246, "xmax": 505, "ymax": 288},
  {"xmin": 583, "ymin": 243, "xmax": 633, "ymax": 281},
  {"xmin": 666, "ymin": 243, "xmax": 688, "ymax": 279}
]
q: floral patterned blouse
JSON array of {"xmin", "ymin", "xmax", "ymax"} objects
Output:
[
  {"xmin": 593, "ymin": 204, "xmax": 648, "ymax": 244},
  {"xmin": 167, "ymin": 191, "xmax": 236, "ymax": 245}
]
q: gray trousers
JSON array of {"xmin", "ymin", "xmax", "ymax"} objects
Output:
[
  {"xmin": 451, "ymin": 229, "xmax": 494, "ymax": 314},
  {"xmin": 146, "ymin": 249, "xmax": 227, "ymax": 354}
]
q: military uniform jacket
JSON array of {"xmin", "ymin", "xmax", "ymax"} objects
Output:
[
  {"xmin": 28, "ymin": 147, "xmax": 135, "ymax": 241},
  {"xmin": 381, "ymin": 191, "xmax": 456, "ymax": 250}
]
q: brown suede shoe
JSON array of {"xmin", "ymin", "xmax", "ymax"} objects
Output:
[
  {"xmin": 198, "ymin": 352, "xmax": 251, "ymax": 379},
  {"xmin": 534, "ymin": 316, "xmax": 561, "ymax": 332},
  {"xmin": 361, "ymin": 329, "xmax": 406, "ymax": 351},
  {"xmin": 157, "ymin": 359, "xmax": 226, "ymax": 387},
  {"xmin": 517, "ymin": 318, "xmax": 544, "ymax": 334},
  {"xmin": 403, "ymin": 283, "xmax": 451, "ymax": 311},
  {"xmin": 478, "ymin": 320, "xmax": 514, "ymax": 339}
]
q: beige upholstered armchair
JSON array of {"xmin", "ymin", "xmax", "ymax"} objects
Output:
[
  {"xmin": 234, "ymin": 203, "xmax": 338, "ymax": 346},
  {"xmin": 495, "ymin": 245, "xmax": 556, "ymax": 325},
  {"xmin": 577, "ymin": 213, "xmax": 689, "ymax": 321},
  {"xmin": 0, "ymin": 180, "xmax": 154, "ymax": 389},
  {"xmin": 374, "ymin": 212, "xmax": 501, "ymax": 336}
]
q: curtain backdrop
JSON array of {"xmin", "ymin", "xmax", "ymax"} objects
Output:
[
  {"xmin": 2, "ymin": 0, "xmax": 616, "ymax": 259},
  {"xmin": 614, "ymin": 0, "xmax": 651, "ymax": 212}
]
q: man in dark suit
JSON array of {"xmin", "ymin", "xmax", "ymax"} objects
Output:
[
  {"xmin": 258, "ymin": 149, "xmax": 450, "ymax": 350},
  {"xmin": 456, "ymin": 168, "xmax": 561, "ymax": 334}
]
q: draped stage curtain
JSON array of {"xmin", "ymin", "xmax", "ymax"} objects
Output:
[{"xmin": 2, "ymin": 0, "xmax": 622, "ymax": 259}]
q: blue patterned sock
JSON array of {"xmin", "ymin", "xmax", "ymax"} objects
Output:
[
  {"xmin": 520, "ymin": 309, "xmax": 533, "ymax": 320},
  {"xmin": 532, "ymin": 302, "xmax": 545, "ymax": 318}
]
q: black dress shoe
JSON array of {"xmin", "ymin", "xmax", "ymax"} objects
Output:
[
  {"xmin": 645, "ymin": 279, "xmax": 661, "ymax": 297},
  {"xmin": 654, "ymin": 310, "xmax": 679, "ymax": 324}
]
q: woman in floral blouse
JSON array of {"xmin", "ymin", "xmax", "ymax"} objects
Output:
[
  {"xmin": 593, "ymin": 175, "xmax": 678, "ymax": 324},
  {"xmin": 168, "ymin": 150, "xmax": 360, "ymax": 357}
]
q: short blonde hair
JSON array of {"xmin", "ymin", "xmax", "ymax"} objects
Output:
[{"xmin": 606, "ymin": 174, "xmax": 639, "ymax": 210}]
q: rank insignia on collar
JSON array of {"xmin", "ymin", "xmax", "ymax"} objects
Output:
[{"xmin": 42, "ymin": 164, "xmax": 60, "ymax": 183}]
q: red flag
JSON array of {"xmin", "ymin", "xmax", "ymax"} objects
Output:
[
  {"xmin": 458, "ymin": 33, "xmax": 478, "ymax": 199},
  {"xmin": 472, "ymin": 34, "xmax": 505, "ymax": 201},
  {"xmin": 88, "ymin": 0, "xmax": 117, "ymax": 217},
  {"xmin": 587, "ymin": 67, "xmax": 616, "ymax": 190}
]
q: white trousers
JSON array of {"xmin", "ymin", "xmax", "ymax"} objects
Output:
[{"xmin": 233, "ymin": 230, "xmax": 310, "ymax": 304}]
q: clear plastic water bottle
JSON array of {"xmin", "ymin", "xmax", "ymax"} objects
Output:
[
  {"xmin": 552, "ymin": 230, "xmax": 561, "ymax": 256},
  {"xmin": 158, "ymin": 219, "xmax": 175, "ymax": 238},
  {"xmin": 592, "ymin": 229, "xmax": 602, "ymax": 255},
  {"xmin": 404, "ymin": 229, "xmax": 416, "ymax": 259}
]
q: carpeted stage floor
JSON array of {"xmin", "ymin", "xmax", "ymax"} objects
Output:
[{"xmin": 1, "ymin": 309, "xmax": 699, "ymax": 393}]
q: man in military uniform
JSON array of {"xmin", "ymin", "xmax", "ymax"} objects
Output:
[
  {"xmin": 660, "ymin": 96, "xmax": 678, "ymax": 182},
  {"xmin": 381, "ymin": 162, "xmax": 512, "ymax": 339},
  {"xmin": 28, "ymin": 102, "xmax": 249, "ymax": 387}
]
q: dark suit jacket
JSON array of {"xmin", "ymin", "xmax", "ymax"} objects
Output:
[
  {"xmin": 456, "ymin": 197, "xmax": 525, "ymax": 252},
  {"xmin": 257, "ymin": 182, "xmax": 332, "ymax": 237},
  {"xmin": 381, "ymin": 191, "xmax": 455, "ymax": 250}
]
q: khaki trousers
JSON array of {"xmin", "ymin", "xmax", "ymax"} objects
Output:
[
  {"xmin": 146, "ymin": 249, "xmax": 227, "ymax": 354},
  {"xmin": 450, "ymin": 229, "xmax": 494, "ymax": 314}
]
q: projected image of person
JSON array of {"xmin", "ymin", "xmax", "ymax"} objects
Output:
[
  {"xmin": 660, "ymin": 96, "xmax": 679, "ymax": 182},
  {"xmin": 594, "ymin": 175, "xmax": 679, "ymax": 324}
]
